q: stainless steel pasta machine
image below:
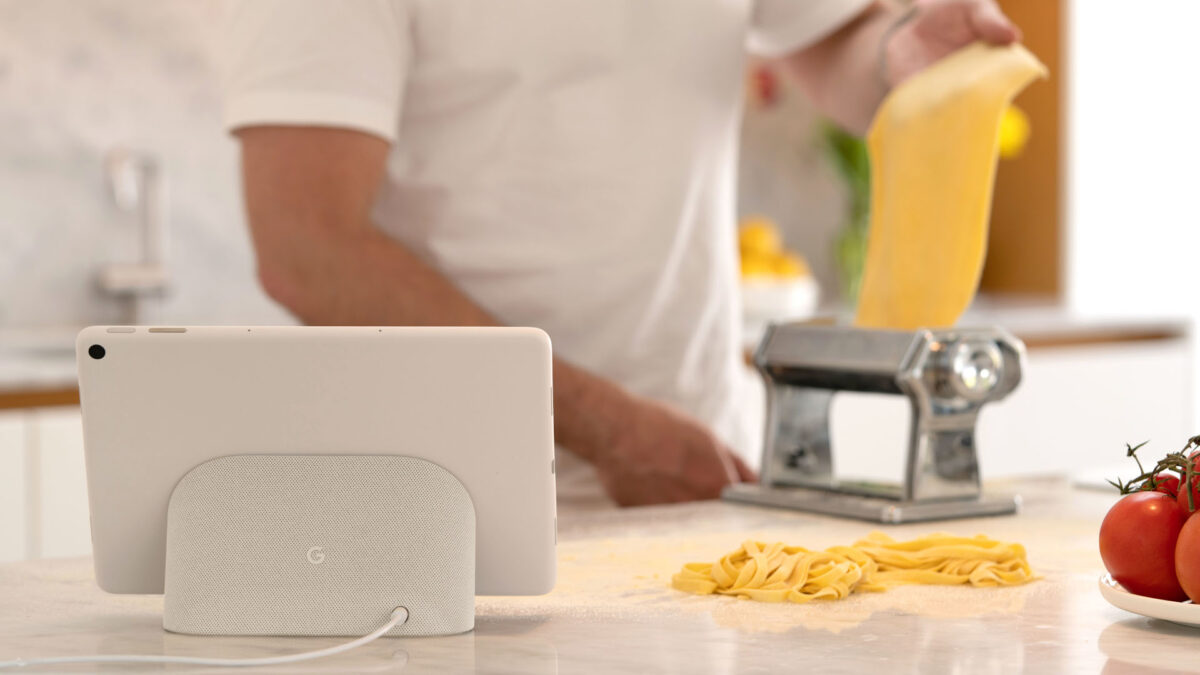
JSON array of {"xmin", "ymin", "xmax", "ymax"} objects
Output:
[{"xmin": 724, "ymin": 323, "xmax": 1025, "ymax": 523}]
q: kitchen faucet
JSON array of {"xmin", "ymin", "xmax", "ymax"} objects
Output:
[{"xmin": 99, "ymin": 148, "xmax": 169, "ymax": 325}]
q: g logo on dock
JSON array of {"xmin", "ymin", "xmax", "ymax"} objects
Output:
[{"xmin": 306, "ymin": 546, "xmax": 325, "ymax": 565}]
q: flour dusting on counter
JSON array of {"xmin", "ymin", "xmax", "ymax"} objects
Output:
[{"xmin": 478, "ymin": 528, "xmax": 1041, "ymax": 634}]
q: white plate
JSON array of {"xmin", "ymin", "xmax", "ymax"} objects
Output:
[{"xmin": 1098, "ymin": 574, "xmax": 1200, "ymax": 628}]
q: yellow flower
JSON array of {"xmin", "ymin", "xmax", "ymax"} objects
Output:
[{"xmin": 998, "ymin": 105, "xmax": 1032, "ymax": 159}]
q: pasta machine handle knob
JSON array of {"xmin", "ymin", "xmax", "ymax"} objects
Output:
[{"xmin": 948, "ymin": 339, "xmax": 1003, "ymax": 401}]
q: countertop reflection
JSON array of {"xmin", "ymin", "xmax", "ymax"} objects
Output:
[{"xmin": 0, "ymin": 478, "xmax": 1195, "ymax": 674}]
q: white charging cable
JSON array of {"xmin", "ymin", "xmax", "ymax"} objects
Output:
[{"xmin": 0, "ymin": 606, "xmax": 409, "ymax": 670}]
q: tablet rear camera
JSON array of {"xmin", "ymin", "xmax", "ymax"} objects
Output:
[{"xmin": 88, "ymin": 344, "xmax": 106, "ymax": 360}]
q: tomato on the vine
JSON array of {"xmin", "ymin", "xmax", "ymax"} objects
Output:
[
  {"xmin": 1099, "ymin": 491, "xmax": 1189, "ymax": 600},
  {"xmin": 1175, "ymin": 454, "xmax": 1200, "ymax": 519},
  {"xmin": 1176, "ymin": 514, "xmax": 1200, "ymax": 602},
  {"xmin": 1149, "ymin": 473, "xmax": 1180, "ymax": 498}
]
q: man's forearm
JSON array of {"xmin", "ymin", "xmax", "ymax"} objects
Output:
[
  {"xmin": 781, "ymin": 2, "xmax": 898, "ymax": 134},
  {"xmin": 255, "ymin": 224, "xmax": 496, "ymax": 328}
]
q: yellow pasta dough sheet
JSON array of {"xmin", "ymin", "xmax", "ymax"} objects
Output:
[
  {"xmin": 855, "ymin": 43, "xmax": 1048, "ymax": 330},
  {"xmin": 671, "ymin": 532, "xmax": 1036, "ymax": 603}
]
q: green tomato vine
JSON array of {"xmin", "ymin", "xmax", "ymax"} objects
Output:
[{"xmin": 1108, "ymin": 435, "xmax": 1200, "ymax": 513}]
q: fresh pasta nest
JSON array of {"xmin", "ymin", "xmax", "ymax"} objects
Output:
[{"xmin": 671, "ymin": 532, "xmax": 1036, "ymax": 603}]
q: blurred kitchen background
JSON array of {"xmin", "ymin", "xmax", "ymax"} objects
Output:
[{"xmin": 1, "ymin": 1, "xmax": 1197, "ymax": 562}]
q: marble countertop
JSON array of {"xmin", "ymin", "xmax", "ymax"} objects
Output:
[
  {"xmin": 1, "ymin": 478, "xmax": 1196, "ymax": 674},
  {"xmin": 0, "ymin": 327, "xmax": 79, "ymax": 392},
  {"xmin": 0, "ymin": 351, "xmax": 77, "ymax": 393}
]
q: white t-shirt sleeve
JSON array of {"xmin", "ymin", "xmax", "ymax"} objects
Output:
[
  {"xmin": 222, "ymin": 0, "xmax": 409, "ymax": 141},
  {"xmin": 747, "ymin": 0, "xmax": 875, "ymax": 58}
]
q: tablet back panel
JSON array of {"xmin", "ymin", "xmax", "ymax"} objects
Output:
[{"xmin": 76, "ymin": 326, "xmax": 556, "ymax": 596}]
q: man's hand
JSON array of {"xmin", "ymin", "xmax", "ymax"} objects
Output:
[
  {"xmin": 583, "ymin": 389, "xmax": 756, "ymax": 506},
  {"xmin": 884, "ymin": 0, "xmax": 1020, "ymax": 87},
  {"xmin": 784, "ymin": 0, "xmax": 1022, "ymax": 133}
]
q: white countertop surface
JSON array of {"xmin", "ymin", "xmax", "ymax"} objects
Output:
[
  {"xmin": 0, "ymin": 478, "xmax": 1196, "ymax": 674},
  {"xmin": 0, "ymin": 327, "xmax": 79, "ymax": 391},
  {"xmin": 0, "ymin": 352, "xmax": 77, "ymax": 392}
]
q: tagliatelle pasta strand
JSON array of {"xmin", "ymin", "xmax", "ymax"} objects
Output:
[{"xmin": 671, "ymin": 532, "xmax": 1036, "ymax": 603}]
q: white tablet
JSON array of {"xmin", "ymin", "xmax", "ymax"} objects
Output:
[{"xmin": 76, "ymin": 326, "xmax": 556, "ymax": 596}]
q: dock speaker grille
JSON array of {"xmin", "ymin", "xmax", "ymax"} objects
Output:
[{"xmin": 163, "ymin": 454, "xmax": 475, "ymax": 636}]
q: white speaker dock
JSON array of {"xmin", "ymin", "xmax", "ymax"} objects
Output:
[{"xmin": 163, "ymin": 455, "xmax": 475, "ymax": 637}]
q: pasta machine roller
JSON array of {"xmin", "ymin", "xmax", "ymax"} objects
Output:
[{"xmin": 724, "ymin": 323, "xmax": 1025, "ymax": 523}]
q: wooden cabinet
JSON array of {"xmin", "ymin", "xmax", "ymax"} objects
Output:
[{"xmin": 982, "ymin": 0, "xmax": 1063, "ymax": 297}]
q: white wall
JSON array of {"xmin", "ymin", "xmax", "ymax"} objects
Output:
[
  {"xmin": 1065, "ymin": 0, "xmax": 1200, "ymax": 430},
  {"xmin": 0, "ymin": 0, "xmax": 289, "ymax": 329},
  {"xmin": 1065, "ymin": 1, "xmax": 1200, "ymax": 319},
  {"xmin": 831, "ymin": 338, "xmax": 1195, "ymax": 486}
]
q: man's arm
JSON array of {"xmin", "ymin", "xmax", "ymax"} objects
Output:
[
  {"xmin": 783, "ymin": 0, "xmax": 1020, "ymax": 134},
  {"xmin": 243, "ymin": 127, "xmax": 490, "ymax": 327},
  {"xmin": 238, "ymin": 126, "xmax": 754, "ymax": 505}
]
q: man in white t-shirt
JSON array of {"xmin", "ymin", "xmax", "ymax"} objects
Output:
[{"xmin": 223, "ymin": 0, "xmax": 1019, "ymax": 507}]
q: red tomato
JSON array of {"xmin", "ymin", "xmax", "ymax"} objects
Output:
[
  {"xmin": 1099, "ymin": 491, "xmax": 1188, "ymax": 600},
  {"xmin": 1175, "ymin": 454, "xmax": 1200, "ymax": 519},
  {"xmin": 1176, "ymin": 513, "xmax": 1200, "ymax": 602},
  {"xmin": 1148, "ymin": 473, "xmax": 1180, "ymax": 498}
]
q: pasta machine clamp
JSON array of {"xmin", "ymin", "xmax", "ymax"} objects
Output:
[{"xmin": 724, "ymin": 323, "xmax": 1025, "ymax": 523}]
